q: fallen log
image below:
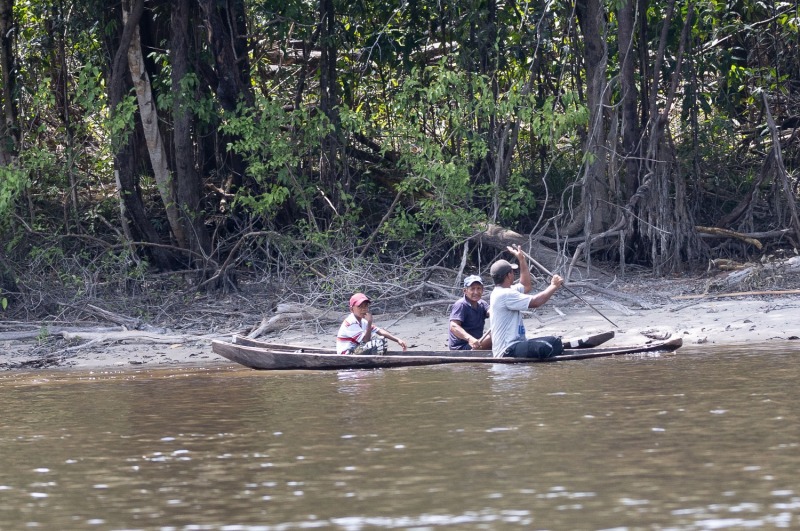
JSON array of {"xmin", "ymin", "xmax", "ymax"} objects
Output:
[
  {"xmin": 710, "ymin": 255, "xmax": 800, "ymax": 291},
  {"xmin": 698, "ymin": 228, "xmax": 792, "ymax": 241},
  {"xmin": 59, "ymin": 330, "xmax": 209, "ymax": 344},
  {"xmin": 83, "ymin": 304, "xmax": 142, "ymax": 328},
  {"xmin": 673, "ymin": 289, "xmax": 800, "ymax": 300},
  {"xmin": 696, "ymin": 226, "xmax": 763, "ymax": 249},
  {"xmin": 569, "ymin": 281, "xmax": 657, "ymax": 309},
  {"xmin": 472, "ymin": 223, "xmax": 607, "ymax": 281},
  {"xmin": 708, "ymin": 258, "xmax": 752, "ymax": 271},
  {"xmin": 248, "ymin": 303, "xmax": 339, "ymax": 338},
  {"xmin": 0, "ymin": 326, "xmax": 124, "ymax": 342}
]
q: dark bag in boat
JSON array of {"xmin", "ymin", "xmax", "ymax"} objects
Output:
[{"xmin": 502, "ymin": 336, "xmax": 563, "ymax": 359}]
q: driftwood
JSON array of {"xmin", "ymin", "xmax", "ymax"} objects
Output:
[
  {"xmin": 55, "ymin": 303, "xmax": 169, "ymax": 333},
  {"xmin": 706, "ymin": 255, "xmax": 800, "ymax": 291},
  {"xmin": 715, "ymin": 256, "xmax": 800, "ymax": 287},
  {"xmin": 2, "ymin": 326, "xmax": 217, "ymax": 369},
  {"xmin": 0, "ymin": 326, "xmax": 125, "ymax": 342},
  {"xmin": 708, "ymin": 258, "xmax": 752, "ymax": 271},
  {"xmin": 82, "ymin": 304, "xmax": 143, "ymax": 328},
  {"xmin": 674, "ymin": 289, "xmax": 800, "ymax": 301},
  {"xmin": 59, "ymin": 330, "xmax": 209, "ymax": 343},
  {"xmin": 472, "ymin": 223, "xmax": 609, "ymax": 281},
  {"xmin": 696, "ymin": 226, "xmax": 763, "ymax": 249},
  {"xmin": 383, "ymin": 299, "xmax": 454, "ymax": 329},
  {"xmin": 568, "ymin": 282, "xmax": 657, "ymax": 309},
  {"xmin": 248, "ymin": 303, "xmax": 340, "ymax": 338}
]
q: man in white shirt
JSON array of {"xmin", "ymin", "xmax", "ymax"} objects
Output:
[{"xmin": 489, "ymin": 245, "xmax": 564, "ymax": 358}]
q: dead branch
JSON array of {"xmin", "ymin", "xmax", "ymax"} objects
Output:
[
  {"xmin": 707, "ymin": 255, "xmax": 800, "ymax": 291},
  {"xmin": 716, "ymin": 156, "xmax": 771, "ymax": 228},
  {"xmin": 472, "ymin": 222, "xmax": 604, "ymax": 280},
  {"xmin": 708, "ymin": 258, "xmax": 752, "ymax": 271},
  {"xmin": 568, "ymin": 281, "xmax": 657, "ymax": 309},
  {"xmin": 358, "ymin": 189, "xmax": 403, "ymax": 259},
  {"xmin": 674, "ymin": 289, "xmax": 800, "ymax": 300},
  {"xmin": 83, "ymin": 304, "xmax": 142, "ymax": 328},
  {"xmin": 59, "ymin": 330, "xmax": 210, "ymax": 343},
  {"xmin": 248, "ymin": 303, "xmax": 340, "ymax": 338},
  {"xmin": 700, "ymin": 228, "xmax": 792, "ymax": 241},
  {"xmin": 199, "ymin": 230, "xmax": 290, "ymax": 291},
  {"xmin": 696, "ymin": 226, "xmax": 763, "ymax": 249},
  {"xmin": 0, "ymin": 326, "xmax": 124, "ymax": 341},
  {"xmin": 383, "ymin": 299, "xmax": 454, "ymax": 329}
]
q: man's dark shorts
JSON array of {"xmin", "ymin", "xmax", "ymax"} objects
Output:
[
  {"xmin": 502, "ymin": 336, "xmax": 563, "ymax": 359},
  {"xmin": 450, "ymin": 343, "xmax": 473, "ymax": 351}
]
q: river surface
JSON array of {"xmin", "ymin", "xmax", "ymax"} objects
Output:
[{"xmin": 1, "ymin": 343, "xmax": 799, "ymax": 530}]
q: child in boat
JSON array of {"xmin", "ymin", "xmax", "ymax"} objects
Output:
[{"xmin": 336, "ymin": 293, "xmax": 408, "ymax": 355}]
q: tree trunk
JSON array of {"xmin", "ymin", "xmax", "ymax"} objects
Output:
[
  {"xmin": 762, "ymin": 92, "xmax": 800, "ymax": 244},
  {"xmin": 170, "ymin": 0, "xmax": 212, "ymax": 264},
  {"xmin": 318, "ymin": 0, "xmax": 340, "ymax": 194},
  {"xmin": 46, "ymin": 11, "xmax": 81, "ymax": 231},
  {"xmin": 626, "ymin": 1, "xmax": 701, "ymax": 273},
  {"xmin": 575, "ymin": 0, "xmax": 611, "ymax": 238},
  {"xmin": 124, "ymin": 6, "xmax": 187, "ymax": 248},
  {"xmin": 197, "ymin": 0, "xmax": 252, "ymax": 190},
  {"xmin": 197, "ymin": 0, "xmax": 253, "ymax": 111},
  {"xmin": 492, "ymin": 6, "xmax": 543, "ymax": 223},
  {"xmin": 0, "ymin": 0, "xmax": 17, "ymax": 164},
  {"xmin": 617, "ymin": 0, "xmax": 640, "ymax": 199},
  {"xmin": 637, "ymin": 0, "xmax": 649, "ymax": 127},
  {"xmin": 107, "ymin": 0, "xmax": 173, "ymax": 269},
  {"xmin": 114, "ymin": 129, "xmax": 175, "ymax": 269}
]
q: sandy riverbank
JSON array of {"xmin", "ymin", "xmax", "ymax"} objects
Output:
[{"xmin": 3, "ymin": 277, "xmax": 798, "ymax": 371}]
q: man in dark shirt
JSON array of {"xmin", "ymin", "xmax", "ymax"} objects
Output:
[{"xmin": 448, "ymin": 275, "xmax": 492, "ymax": 350}]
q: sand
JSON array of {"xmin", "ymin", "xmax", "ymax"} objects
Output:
[{"xmin": 3, "ymin": 279, "xmax": 798, "ymax": 371}]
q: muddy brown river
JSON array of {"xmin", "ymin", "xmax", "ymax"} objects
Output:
[{"xmin": 1, "ymin": 343, "xmax": 799, "ymax": 529}]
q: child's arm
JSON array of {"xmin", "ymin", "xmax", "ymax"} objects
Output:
[{"xmin": 377, "ymin": 328, "xmax": 407, "ymax": 351}]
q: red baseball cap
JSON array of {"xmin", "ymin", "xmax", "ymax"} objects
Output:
[{"xmin": 349, "ymin": 293, "xmax": 371, "ymax": 308}]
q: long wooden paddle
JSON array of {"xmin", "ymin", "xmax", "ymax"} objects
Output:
[
  {"xmin": 476, "ymin": 329, "xmax": 491, "ymax": 348},
  {"xmin": 521, "ymin": 250, "xmax": 619, "ymax": 328}
]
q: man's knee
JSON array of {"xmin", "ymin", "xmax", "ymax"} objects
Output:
[{"xmin": 506, "ymin": 336, "xmax": 563, "ymax": 359}]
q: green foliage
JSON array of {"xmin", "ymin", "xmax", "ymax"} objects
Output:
[
  {"xmin": 106, "ymin": 95, "xmax": 138, "ymax": 152},
  {"xmin": 0, "ymin": 165, "xmax": 28, "ymax": 221},
  {"xmin": 494, "ymin": 171, "xmax": 538, "ymax": 224},
  {"xmin": 373, "ymin": 64, "xmax": 492, "ymax": 241},
  {"xmin": 235, "ymin": 186, "xmax": 292, "ymax": 217},
  {"xmin": 528, "ymin": 93, "xmax": 589, "ymax": 148},
  {"xmin": 221, "ymin": 97, "xmax": 333, "ymax": 218},
  {"xmin": 177, "ymin": 74, "xmax": 217, "ymax": 126},
  {"xmin": 353, "ymin": 61, "xmax": 589, "ymax": 244},
  {"xmin": 4, "ymin": 0, "xmax": 800, "ymax": 284}
]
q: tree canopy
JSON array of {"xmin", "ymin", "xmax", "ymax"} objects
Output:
[{"xmin": 0, "ymin": 0, "xmax": 798, "ymax": 312}]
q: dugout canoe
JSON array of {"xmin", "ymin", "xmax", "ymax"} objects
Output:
[
  {"xmin": 211, "ymin": 336, "xmax": 682, "ymax": 371},
  {"xmin": 227, "ymin": 330, "xmax": 616, "ymax": 354}
]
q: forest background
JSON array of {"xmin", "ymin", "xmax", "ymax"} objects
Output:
[{"xmin": 0, "ymin": 0, "xmax": 799, "ymax": 327}]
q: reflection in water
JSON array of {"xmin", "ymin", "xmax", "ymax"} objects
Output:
[
  {"xmin": 335, "ymin": 368, "xmax": 387, "ymax": 397},
  {"xmin": 0, "ymin": 345, "xmax": 799, "ymax": 529}
]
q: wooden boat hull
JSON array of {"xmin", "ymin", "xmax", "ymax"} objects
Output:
[
  {"xmin": 211, "ymin": 337, "xmax": 682, "ymax": 370},
  {"xmin": 229, "ymin": 330, "xmax": 616, "ymax": 354}
]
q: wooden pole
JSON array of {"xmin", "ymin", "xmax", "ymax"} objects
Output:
[{"xmin": 521, "ymin": 250, "xmax": 619, "ymax": 328}]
